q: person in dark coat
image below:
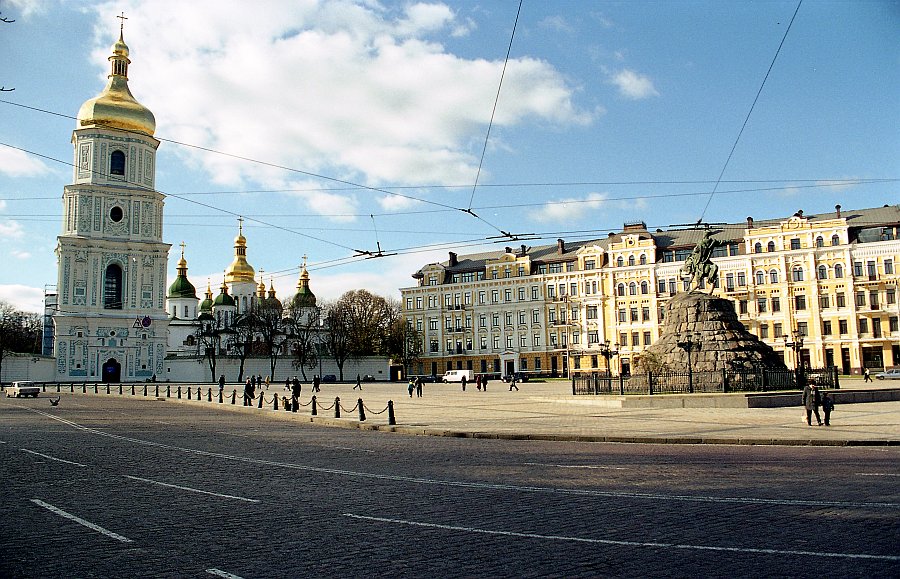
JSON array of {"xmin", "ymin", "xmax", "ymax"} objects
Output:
[
  {"xmin": 312, "ymin": 375, "xmax": 321, "ymax": 392},
  {"xmin": 802, "ymin": 379, "xmax": 822, "ymax": 426},
  {"xmin": 415, "ymin": 377, "xmax": 423, "ymax": 398},
  {"xmin": 821, "ymin": 392, "xmax": 835, "ymax": 426},
  {"xmin": 354, "ymin": 374, "xmax": 362, "ymax": 390},
  {"xmin": 218, "ymin": 374, "xmax": 226, "ymax": 392},
  {"xmin": 291, "ymin": 377, "xmax": 302, "ymax": 406},
  {"xmin": 243, "ymin": 378, "xmax": 255, "ymax": 406},
  {"xmin": 461, "ymin": 375, "xmax": 467, "ymax": 392},
  {"xmin": 482, "ymin": 375, "xmax": 488, "ymax": 392}
]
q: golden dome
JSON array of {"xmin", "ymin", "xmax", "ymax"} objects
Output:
[
  {"xmin": 76, "ymin": 30, "xmax": 156, "ymax": 137},
  {"xmin": 224, "ymin": 220, "xmax": 255, "ymax": 283}
]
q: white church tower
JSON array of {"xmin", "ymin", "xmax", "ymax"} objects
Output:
[{"xmin": 53, "ymin": 20, "xmax": 170, "ymax": 382}]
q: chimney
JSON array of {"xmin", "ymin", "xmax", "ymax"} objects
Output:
[
  {"xmin": 746, "ymin": 216, "xmax": 754, "ymax": 228},
  {"xmin": 448, "ymin": 251, "xmax": 458, "ymax": 266},
  {"xmin": 835, "ymin": 204, "xmax": 842, "ymax": 218},
  {"xmin": 557, "ymin": 238, "xmax": 565, "ymax": 255},
  {"xmin": 520, "ymin": 244, "xmax": 527, "ymax": 256},
  {"xmin": 505, "ymin": 246, "xmax": 512, "ymax": 254}
]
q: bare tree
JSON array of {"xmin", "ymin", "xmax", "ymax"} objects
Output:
[
  {"xmin": 321, "ymin": 299, "xmax": 353, "ymax": 381},
  {"xmin": 225, "ymin": 313, "xmax": 257, "ymax": 383},
  {"xmin": 0, "ymin": 301, "xmax": 41, "ymax": 383},
  {"xmin": 382, "ymin": 298, "xmax": 423, "ymax": 378},
  {"xmin": 194, "ymin": 314, "xmax": 225, "ymax": 382},
  {"xmin": 285, "ymin": 302, "xmax": 319, "ymax": 381},
  {"xmin": 254, "ymin": 297, "xmax": 288, "ymax": 381}
]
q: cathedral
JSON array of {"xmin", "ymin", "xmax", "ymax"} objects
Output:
[{"xmin": 52, "ymin": 24, "xmax": 318, "ymax": 382}]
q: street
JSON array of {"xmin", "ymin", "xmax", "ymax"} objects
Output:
[{"xmin": 1, "ymin": 395, "xmax": 898, "ymax": 578}]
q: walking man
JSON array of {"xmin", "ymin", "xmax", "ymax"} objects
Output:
[
  {"xmin": 461, "ymin": 375, "xmax": 467, "ymax": 392},
  {"xmin": 354, "ymin": 374, "xmax": 362, "ymax": 390},
  {"xmin": 218, "ymin": 374, "xmax": 225, "ymax": 393},
  {"xmin": 509, "ymin": 376, "xmax": 519, "ymax": 391},
  {"xmin": 312, "ymin": 375, "xmax": 321, "ymax": 392},
  {"xmin": 415, "ymin": 376, "xmax": 423, "ymax": 398},
  {"xmin": 291, "ymin": 377, "xmax": 302, "ymax": 412},
  {"xmin": 863, "ymin": 368, "xmax": 872, "ymax": 383},
  {"xmin": 802, "ymin": 378, "xmax": 822, "ymax": 426}
]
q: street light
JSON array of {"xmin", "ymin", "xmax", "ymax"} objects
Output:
[
  {"xmin": 676, "ymin": 332, "xmax": 702, "ymax": 393},
  {"xmin": 598, "ymin": 340, "xmax": 618, "ymax": 376},
  {"xmin": 782, "ymin": 330, "xmax": 805, "ymax": 369}
]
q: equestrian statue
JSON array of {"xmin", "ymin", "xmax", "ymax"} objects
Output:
[{"xmin": 681, "ymin": 230, "xmax": 722, "ymax": 292}]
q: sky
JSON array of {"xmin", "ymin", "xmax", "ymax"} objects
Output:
[{"xmin": 0, "ymin": 0, "xmax": 897, "ymax": 314}]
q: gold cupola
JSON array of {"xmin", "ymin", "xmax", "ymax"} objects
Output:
[
  {"xmin": 76, "ymin": 21, "xmax": 156, "ymax": 137},
  {"xmin": 224, "ymin": 219, "xmax": 256, "ymax": 284}
]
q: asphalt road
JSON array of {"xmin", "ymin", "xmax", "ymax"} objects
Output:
[{"xmin": 1, "ymin": 395, "xmax": 898, "ymax": 578}]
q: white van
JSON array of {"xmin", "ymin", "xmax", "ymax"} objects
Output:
[{"xmin": 442, "ymin": 370, "xmax": 474, "ymax": 383}]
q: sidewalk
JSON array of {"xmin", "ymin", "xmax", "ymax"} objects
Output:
[{"xmin": 166, "ymin": 376, "xmax": 900, "ymax": 446}]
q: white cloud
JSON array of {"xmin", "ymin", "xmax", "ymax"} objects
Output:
[
  {"xmin": 11, "ymin": 249, "xmax": 31, "ymax": 259},
  {"xmin": 531, "ymin": 192, "xmax": 607, "ymax": 223},
  {"xmin": 89, "ymin": 0, "xmax": 592, "ymax": 196},
  {"xmin": 610, "ymin": 68, "xmax": 658, "ymax": 100},
  {"xmin": 539, "ymin": 15, "xmax": 574, "ymax": 34},
  {"xmin": 0, "ymin": 146, "xmax": 51, "ymax": 177},
  {"xmin": 0, "ymin": 219, "xmax": 25, "ymax": 239},
  {"xmin": 0, "ymin": 284, "xmax": 46, "ymax": 313},
  {"xmin": 5, "ymin": 0, "xmax": 45, "ymax": 19}
]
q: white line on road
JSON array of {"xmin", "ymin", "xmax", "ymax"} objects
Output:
[
  {"xmin": 522, "ymin": 462, "xmax": 627, "ymax": 470},
  {"xmin": 343, "ymin": 513, "xmax": 900, "ymax": 561},
  {"xmin": 206, "ymin": 569, "xmax": 244, "ymax": 579},
  {"xmin": 30, "ymin": 499, "xmax": 132, "ymax": 543},
  {"xmin": 27, "ymin": 408, "xmax": 900, "ymax": 510},
  {"xmin": 20, "ymin": 448, "xmax": 87, "ymax": 467},
  {"xmin": 857, "ymin": 472, "xmax": 900, "ymax": 477},
  {"xmin": 124, "ymin": 475, "xmax": 260, "ymax": 502},
  {"xmin": 320, "ymin": 445, "xmax": 376, "ymax": 453}
]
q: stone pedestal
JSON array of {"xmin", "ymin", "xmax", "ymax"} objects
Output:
[{"xmin": 641, "ymin": 291, "xmax": 786, "ymax": 372}]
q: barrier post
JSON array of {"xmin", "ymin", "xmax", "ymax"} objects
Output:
[
  {"xmin": 388, "ymin": 400, "xmax": 396, "ymax": 425},
  {"xmin": 83, "ymin": 384, "xmax": 87, "ymax": 394},
  {"xmin": 118, "ymin": 384, "xmax": 123, "ymax": 395},
  {"xmin": 187, "ymin": 386, "xmax": 191, "ymax": 400},
  {"xmin": 273, "ymin": 396, "xmax": 279, "ymax": 411},
  {"xmin": 167, "ymin": 385, "xmax": 171, "ymax": 397},
  {"xmin": 358, "ymin": 398, "xmax": 366, "ymax": 422},
  {"xmin": 143, "ymin": 385, "xmax": 148, "ymax": 397},
  {"xmin": 311, "ymin": 395, "xmax": 317, "ymax": 415},
  {"xmin": 178, "ymin": 386, "xmax": 182, "ymax": 399},
  {"xmin": 219, "ymin": 389, "xmax": 223, "ymax": 403},
  {"xmin": 106, "ymin": 384, "xmax": 111, "ymax": 394},
  {"xmin": 258, "ymin": 393, "xmax": 264, "ymax": 408},
  {"xmin": 208, "ymin": 388, "xmax": 212, "ymax": 402},
  {"xmin": 231, "ymin": 390, "xmax": 237, "ymax": 405},
  {"xmin": 334, "ymin": 397, "xmax": 341, "ymax": 418}
]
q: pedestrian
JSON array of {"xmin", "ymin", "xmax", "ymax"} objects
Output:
[
  {"xmin": 218, "ymin": 374, "xmax": 225, "ymax": 392},
  {"xmin": 243, "ymin": 378, "xmax": 254, "ymax": 406},
  {"xmin": 257, "ymin": 374, "xmax": 263, "ymax": 389},
  {"xmin": 250, "ymin": 374, "xmax": 256, "ymax": 390},
  {"xmin": 291, "ymin": 376, "xmax": 302, "ymax": 400},
  {"xmin": 476, "ymin": 375, "xmax": 482, "ymax": 391},
  {"xmin": 482, "ymin": 375, "xmax": 488, "ymax": 392},
  {"xmin": 408, "ymin": 379, "xmax": 415, "ymax": 398},
  {"xmin": 802, "ymin": 378, "xmax": 822, "ymax": 426},
  {"xmin": 821, "ymin": 392, "xmax": 835, "ymax": 426},
  {"xmin": 863, "ymin": 368, "xmax": 872, "ymax": 383},
  {"xmin": 313, "ymin": 375, "xmax": 321, "ymax": 392},
  {"xmin": 461, "ymin": 375, "xmax": 467, "ymax": 392},
  {"xmin": 415, "ymin": 376, "xmax": 423, "ymax": 398},
  {"xmin": 509, "ymin": 375, "xmax": 519, "ymax": 391},
  {"xmin": 285, "ymin": 377, "xmax": 291, "ymax": 391}
]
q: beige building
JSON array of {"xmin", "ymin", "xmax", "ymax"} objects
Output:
[{"xmin": 401, "ymin": 204, "xmax": 900, "ymax": 378}]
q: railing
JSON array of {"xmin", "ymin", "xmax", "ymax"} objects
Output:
[{"xmin": 572, "ymin": 367, "xmax": 840, "ymax": 395}]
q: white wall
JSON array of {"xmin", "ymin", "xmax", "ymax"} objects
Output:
[
  {"xmin": 163, "ymin": 356, "xmax": 392, "ymax": 384},
  {"xmin": 1, "ymin": 354, "xmax": 56, "ymax": 385}
]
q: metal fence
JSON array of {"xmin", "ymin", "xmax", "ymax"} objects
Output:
[{"xmin": 573, "ymin": 367, "xmax": 839, "ymax": 395}]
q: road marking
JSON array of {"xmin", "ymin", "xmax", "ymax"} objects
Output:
[
  {"xmin": 20, "ymin": 448, "xmax": 87, "ymax": 467},
  {"xmin": 857, "ymin": 472, "xmax": 900, "ymax": 477},
  {"xmin": 320, "ymin": 445, "xmax": 376, "ymax": 453},
  {"xmin": 522, "ymin": 462, "xmax": 627, "ymax": 470},
  {"xmin": 27, "ymin": 409, "xmax": 900, "ymax": 510},
  {"xmin": 206, "ymin": 569, "xmax": 244, "ymax": 579},
  {"xmin": 124, "ymin": 475, "xmax": 260, "ymax": 502},
  {"xmin": 343, "ymin": 513, "xmax": 900, "ymax": 561},
  {"xmin": 30, "ymin": 499, "xmax": 132, "ymax": 543}
]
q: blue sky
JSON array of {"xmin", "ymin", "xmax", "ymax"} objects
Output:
[{"xmin": 1, "ymin": 0, "xmax": 897, "ymax": 313}]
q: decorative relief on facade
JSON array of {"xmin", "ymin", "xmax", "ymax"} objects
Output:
[
  {"xmin": 132, "ymin": 200, "xmax": 140, "ymax": 235},
  {"xmin": 78, "ymin": 142, "xmax": 92, "ymax": 177},
  {"xmin": 93, "ymin": 196, "xmax": 102, "ymax": 231},
  {"xmin": 129, "ymin": 147, "xmax": 137, "ymax": 183},
  {"xmin": 144, "ymin": 153, "xmax": 153, "ymax": 186},
  {"xmin": 99, "ymin": 142, "xmax": 107, "ymax": 177},
  {"xmin": 56, "ymin": 342, "xmax": 66, "ymax": 372},
  {"xmin": 142, "ymin": 201, "xmax": 153, "ymax": 237}
]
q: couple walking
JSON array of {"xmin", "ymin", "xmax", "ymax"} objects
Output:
[{"xmin": 802, "ymin": 378, "xmax": 834, "ymax": 426}]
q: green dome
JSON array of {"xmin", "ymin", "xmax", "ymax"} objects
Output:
[
  {"xmin": 200, "ymin": 297, "xmax": 213, "ymax": 312},
  {"xmin": 167, "ymin": 274, "xmax": 197, "ymax": 299},
  {"xmin": 213, "ymin": 283, "xmax": 235, "ymax": 307},
  {"xmin": 291, "ymin": 287, "xmax": 316, "ymax": 308}
]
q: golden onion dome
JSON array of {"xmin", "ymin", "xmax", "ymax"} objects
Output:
[
  {"xmin": 76, "ymin": 29, "xmax": 156, "ymax": 137},
  {"xmin": 224, "ymin": 220, "xmax": 256, "ymax": 284}
]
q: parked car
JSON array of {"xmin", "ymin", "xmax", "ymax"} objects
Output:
[
  {"xmin": 6, "ymin": 381, "xmax": 40, "ymax": 398},
  {"xmin": 502, "ymin": 372, "xmax": 530, "ymax": 383},
  {"xmin": 874, "ymin": 369, "xmax": 900, "ymax": 380},
  {"xmin": 321, "ymin": 374, "xmax": 337, "ymax": 382},
  {"xmin": 362, "ymin": 374, "xmax": 376, "ymax": 382},
  {"xmin": 412, "ymin": 375, "xmax": 438, "ymax": 383}
]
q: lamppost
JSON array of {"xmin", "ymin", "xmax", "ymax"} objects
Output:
[
  {"xmin": 677, "ymin": 332, "xmax": 702, "ymax": 393},
  {"xmin": 783, "ymin": 330, "xmax": 805, "ymax": 385},
  {"xmin": 598, "ymin": 340, "xmax": 618, "ymax": 376}
]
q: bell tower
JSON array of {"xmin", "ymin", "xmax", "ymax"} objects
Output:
[{"xmin": 53, "ymin": 17, "xmax": 170, "ymax": 382}]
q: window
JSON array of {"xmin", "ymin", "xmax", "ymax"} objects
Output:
[
  {"xmin": 772, "ymin": 297, "xmax": 781, "ymax": 312},
  {"xmin": 839, "ymin": 319, "xmax": 848, "ymax": 335},
  {"xmin": 632, "ymin": 332, "xmax": 639, "ymax": 346},
  {"xmin": 547, "ymin": 310, "xmax": 556, "ymax": 324},
  {"xmin": 640, "ymin": 254, "xmax": 647, "ymax": 265},
  {"xmin": 504, "ymin": 289, "xmax": 512, "ymax": 302},
  {"xmin": 790, "ymin": 238, "xmax": 801, "ymax": 250},
  {"xmin": 617, "ymin": 284, "xmax": 625, "ymax": 297},
  {"xmin": 822, "ymin": 320, "xmax": 832, "ymax": 336},
  {"xmin": 853, "ymin": 262, "xmax": 863, "ymax": 277},
  {"xmin": 855, "ymin": 292, "xmax": 866, "ymax": 307},
  {"xmin": 792, "ymin": 266, "xmax": 804, "ymax": 282},
  {"xmin": 640, "ymin": 281, "xmax": 649, "ymax": 294},
  {"xmin": 836, "ymin": 293, "xmax": 846, "ymax": 308},
  {"xmin": 505, "ymin": 312, "xmax": 513, "ymax": 326},
  {"xmin": 630, "ymin": 308, "xmax": 638, "ymax": 322},
  {"xmin": 820, "ymin": 295, "xmax": 830, "ymax": 309},
  {"xmin": 616, "ymin": 257, "xmax": 624, "ymax": 267},
  {"xmin": 767, "ymin": 241, "xmax": 775, "ymax": 252},
  {"xmin": 867, "ymin": 261, "xmax": 877, "ymax": 277},
  {"xmin": 834, "ymin": 263, "xmax": 843, "ymax": 278},
  {"xmin": 737, "ymin": 272, "xmax": 746, "ymax": 287},
  {"xmin": 520, "ymin": 335, "xmax": 527, "ymax": 348},
  {"xmin": 110, "ymin": 150, "xmax": 126, "ymax": 176},
  {"xmin": 628, "ymin": 255, "xmax": 635, "ymax": 267},
  {"xmin": 491, "ymin": 290, "xmax": 499, "ymax": 303},
  {"xmin": 531, "ymin": 286, "xmax": 539, "ymax": 300},
  {"xmin": 794, "ymin": 295, "xmax": 806, "ymax": 311},
  {"xmin": 642, "ymin": 307, "xmax": 650, "ymax": 322},
  {"xmin": 739, "ymin": 300, "xmax": 748, "ymax": 315},
  {"xmin": 478, "ymin": 291, "xmax": 486, "ymax": 304},
  {"xmin": 492, "ymin": 313, "xmax": 499, "ymax": 327},
  {"xmin": 757, "ymin": 298, "xmax": 767, "ymax": 313},
  {"xmin": 755, "ymin": 271, "xmax": 764, "ymax": 285},
  {"xmin": 103, "ymin": 264, "xmax": 123, "ymax": 309},
  {"xmin": 617, "ymin": 309, "xmax": 626, "ymax": 323},
  {"xmin": 532, "ymin": 310, "xmax": 540, "ymax": 323},
  {"xmin": 518, "ymin": 288, "xmax": 525, "ymax": 300},
  {"xmin": 643, "ymin": 331, "xmax": 651, "ymax": 345},
  {"xmin": 506, "ymin": 335, "xmax": 513, "ymax": 348},
  {"xmin": 430, "ymin": 318, "xmax": 439, "ymax": 330},
  {"xmin": 888, "ymin": 288, "xmax": 896, "ymax": 306},
  {"xmin": 818, "ymin": 265, "xmax": 827, "ymax": 280},
  {"xmin": 109, "ymin": 206, "xmax": 123, "ymax": 222},
  {"xmin": 406, "ymin": 298, "xmax": 413, "ymax": 310},
  {"xmin": 859, "ymin": 318, "xmax": 868, "ymax": 334},
  {"xmin": 518, "ymin": 311, "xmax": 526, "ymax": 325},
  {"xmin": 831, "ymin": 234, "xmax": 839, "ymax": 246},
  {"xmin": 658, "ymin": 279, "xmax": 666, "ymax": 294},
  {"xmin": 770, "ymin": 270, "xmax": 779, "ymax": 284},
  {"xmin": 534, "ymin": 358, "xmax": 541, "ymax": 370},
  {"xmin": 890, "ymin": 316, "xmax": 899, "ymax": 333},
  {"xmin": 759, "ymin": 324, "xmax": 769, "ymax": 339},
  {"xmin": 533, "ymin": 334, "xmax": 541, "ymax": 346},
  {"xmin": 584, "ymin": 259, "xmax": 595, "ymax": 270},
  {"xmin": 629, "ymin": 282, "xmax": 637, "ymax": 296},
  {"xmin": 815, "ymin": 236, "xmax": 824, "ymax": 248},
  {"xmin": 588, "ymin": 331, "xmax": 599, "ymax": 344},
  {"xmin": 754, "ymin": 242, "xmax": 762, "ymax": 253},
  {"xmin": 586, "ymin": 306, "xmax": 598, "ymax": 319},
  {"xmin": 886, "ymin": 259, "xmax": 894, "ymax": 275},
  {"xmin": 480, "ymin": 336, "xmax": 487, "ymax": 350},
  {"xmin": 620, "ymin": 332, "xmax": 628, "ymax": 346},
  {"xmin": 870, "ymin": 291, "xmax": 879, "ymax": 309},
  {"xmin": 726, "ymin": 273, "xmax": 735, "ymax": 290},
  {"xmin": 797, "ymin": 322, "xmax": 808, "ymax": 336},
  {"xmin": 773, "ymin": 322, "xmax": 783, "ymax": 338}
]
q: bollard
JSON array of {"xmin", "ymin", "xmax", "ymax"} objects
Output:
[
  {"xmin": 155, "ymin": 384, "xmax": 160, "ymax": 397},
  {"xmin": 57, "ymin": 384, "xmax": 61, "ymax": 393},
  {"xmin": 334, "ymin": 397, "xmax": 341, "ymax": 419},
  {"xmin": 208, "ymin": 388, "xmax": 212, "ymax": 402},
  {"xmin": 106, "ymin": 384, "xmax": 111, "ymax": 394},
  {"xmin": 258, "ymin": 393, "xmax": 264, "ymax": 408},
  {"xmin": 178, "ymin": 386, "xmax": 182, "ymax": 399},
  {"xmin": 274, "ymin": 396, "xmax": 279, "ymax": 411},
  {"xmin": 231, "ymin": 390, "xmax": 237, "ymax": 405},
  {"xmin": 167, "ymin": 385, "xmax": 171, "ymax": 398},
  {"xmin": 311, "ymin": 395, "xmax": 317, "ymax": 416},
  {"xmin": 83, "ymin": 384, "xmax": 87, "ymax": 394},
  {"xmin": 95, "ymin": 384, "xmax": 98, "ymax": 394},
  {"xmin": 118, "ymin": 384, "xmax": 123, "ymax": 395},
  {"xmin": 388, "ymin": 400, "xmax": 396, "ymax": 425},
  {"xmin": 187, "ymin": 386, "xmax": 191, "ymax": 400},
  {"xmin": 358, "ymin": 398, "xmax": 366, "ymax": 422},
  {"xmin": 196, "ymin": 386, "xmax": 201, "ymax": 400},
  {"xmin": 143, "ymin": 385, "xmax": 148, "ymax": 397},
  {"xmin": 131, "ymin": 384, "xmax": 135, "ymax": 396},
  {"xmin": 219, "ymin": 389, "xmax": 224, "ymax": 404}
]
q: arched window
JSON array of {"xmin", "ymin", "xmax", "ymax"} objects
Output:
[
  {"xmin": 815, "ymin": 236, "xmax": 824, "ymax": 248},
  {"xmin": 831, "ymin": 234, "xmax": 840, "ymax": 246},
  {"xmin": 755, "ymin": 270, "xmax": 765, "ymax": 285},
  {"xmin": 640, "ymin": 281, "xmax": 649, "ymax": 294},
  {"xmin": 110, "ymin": 150, "xmax": 126, "ymax": 176},
  {"xmin": 818, "ymin": 265, "xmax": 828, "ymax": 280},
  {"xmin": 616, "ymin": 257, "xmax": 624, "ymax": 267},
  {"xmin": 754, "ymin": 242, "xmax": 762, "ymax": 253},
  {"xmin": 767, "ymin": 241, "xmax": 775, "ymax": 252},
  {"xmin": 834, "ymin": 263, "xmax": 844, "ymax": 278},
  {"xmin": 792, "ymin": 266, "xmax": 804, "ymax": 282},
  {"xmin": 617, "ymin": 283, "xmax": 625, "ymax": 296},
  {"xmin": 639, "ymin": 254, "xmax": 647, "ymax": 265},
  {"xmin": 103, "ymin": 263, "xmax": 123, "ymax": 309},
  {"xmin": 628, "ymin": 255, "xmax": 635, "ymax": 267},
  {"xmin": 629, "ymin": 282, "xmax": 637, "ymax": 295},
  {"xmin": 769, "ymin": 269, "xmax": 779, "ymax": 284}
]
